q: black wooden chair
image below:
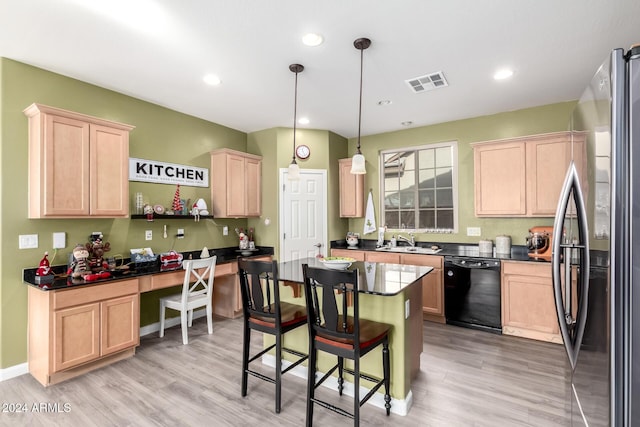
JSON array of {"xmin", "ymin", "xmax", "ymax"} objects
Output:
[
  {"xmin": 237, "ymin": 258, "xmax": 308, "ymax": 413},
  {"xmin": 301, "ymin": 264, "xmax": 391, "ymax": 426}
]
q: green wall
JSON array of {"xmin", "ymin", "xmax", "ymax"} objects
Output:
[
  {"xmin": 0, "ymin": 58, "xmax": 254, "ymax": 367},
  {"xmin": 0, "ymin": 56, "xmax": 579, "ymax": 371},
  {"xmin": 346, "ymin": 101, "xmax": 577, "ymax": 246},
  {"xmin": 249, "ymin": 127, "xmax": 349, "ymax": 257}
]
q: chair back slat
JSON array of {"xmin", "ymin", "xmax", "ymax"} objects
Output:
[
  {"xmin": 238, "ymin": 258, "xmax": 281, "ymax": 323},
  {"xmin": 302, "ymin": 265, "xmax": 359, "ymax": 345},
  {"xmin": 321, "ymin": 285, "xmax": 339, "ymax": 331},
  {"xmin": 182, "ymin": 256, "xmax": 217, "ymax": 301}
]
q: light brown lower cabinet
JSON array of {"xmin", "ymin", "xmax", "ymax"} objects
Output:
[
  {"xmin": 401, "ymin": 254, "xmax": 445, "ymax": 323},
  {"xmin": 29, "ymin": 279, "xmax": 140, "ymax": 386},
  {"xmin": 330, "ymin": 249, "xmax": 445, "ymax": 322},
  {"xmin": 364, "ymin": 251, "xmax": 401, "ymax": 264},
  {"xmin": 330, "ymin": 248, "xmax": 366, "ymax": 261},
  {"xmin": 213, "ymin": 255, "xmax": 273, "ymax": 318},
  {"xmin": 501, "ymin": 261, "xmax": 562, "ymax": 343}
]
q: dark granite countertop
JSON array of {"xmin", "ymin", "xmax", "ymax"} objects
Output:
[
  {"xmin": 331, "ymin": 239, "xmax": 534, "ymax": 261},
  {"xmin": 330, "ymin": 239, "xmax": 609, "ymax": 268},
  {"xmin": 24, "ymin": 246, "xmax": 274, "ymax": 291},
  {"xmin": 278, "ymin": 257, "xmax": 432, "ymax": 296}
]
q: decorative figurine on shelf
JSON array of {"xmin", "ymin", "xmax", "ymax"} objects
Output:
[
  {"xmin": 144, "ymin": 203, "xmax": 154, "ymax": 221},
  {"xmin": 195, "ymin": 198, "xmax": 209, "ymax": 216},
  {"xmin": 191, "ymin": 203, "xmax": 200, "ymax": 222},
  {"xmin": 172, "ymin": 185, "xmax": 183, "ymax": 214},
  {"xmin": 35, "ymin": 251, "xmax": 55, "ymax": 284},
  {"xmin": 86, "ymin": 233, "xmax": 111, "ymax": 271},
  {"xmin": 69, "ymin": 244, "xmax": 90, "ymax": 279}
]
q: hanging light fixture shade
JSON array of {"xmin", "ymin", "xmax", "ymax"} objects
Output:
[
  {"xmin": 351, "ymin": 37, "xmax": 371, "ymax": 175},
  {"xmin": 288, "ymin": 63, "xmax": 304, "ymax": 181}
]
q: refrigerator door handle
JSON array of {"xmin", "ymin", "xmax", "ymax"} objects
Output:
[{"xmin": 552, "ymin": 161, "xmax": 590, "ymax": 370}]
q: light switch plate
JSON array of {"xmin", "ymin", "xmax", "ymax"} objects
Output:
[
  {"xmin": 405, "ymin": 299, "xmax": 410, "ymax": 319},
  {"xmin": 19, "ymin": 234, "xmax": 38, "ymax": 249},
  {"xmin": 467, "ymin": 227, "xmax": 481, "ymax": 236},
  {"xmin": 53, "ymin": 232, "xmax": 66, "ymax": 249},
  {"xmin": 223, "ymin": 226, "xmax": 228, "ymax": 236},
  {"xmin": 145, "ymin": 230, "xmax": 152, "ymax": 241}
]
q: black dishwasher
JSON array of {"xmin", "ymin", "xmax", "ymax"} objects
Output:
[{"xmin": 444, "ymin": 256, "xmax": 502, "ymax": 333}]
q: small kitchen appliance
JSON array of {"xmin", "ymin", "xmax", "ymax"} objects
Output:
[
  {"xmin": 478, "ymin": 239, "xmax": 493, "ymax": 254},
  {"xmin": 526, "ymin": 226, "xmax": 553, "ymax": 260},
  {"xmin": 495, "ymin": 235, "xmax": 512, "ymax": 255}
]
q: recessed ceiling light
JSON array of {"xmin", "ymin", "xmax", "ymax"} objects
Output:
[
  {"xmin": 302, "ymin": 33, "xmax": 324, "ymax": 47},
  {"xmin": 377, "ymin": 100, "xmax": 392, "ymax": 106},
  {"xmin": 298, "ymin": 117, "xmax": 310, "ymax": 125},
  {"xmin": 203, "ymin": 74, "xmax": 221, "ymax": 86},
  {"xmin": 401, "ymin": 121, "xmax": 413, "ymax": 126},
  {"xmin": 493, "ymin": 69, "xmax": 514, "ymax": 80}
]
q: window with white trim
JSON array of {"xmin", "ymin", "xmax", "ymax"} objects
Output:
[{"xmin": 380, "ymin": 142, "xmax": 458, "ymax": 233}]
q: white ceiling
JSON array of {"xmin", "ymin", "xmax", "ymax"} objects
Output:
[{"xmin": 1, "ymin": 0, "xmax": 639, "ymax": 138}]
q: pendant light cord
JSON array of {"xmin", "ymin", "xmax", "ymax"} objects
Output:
[
  {"xmin": 356, "ymin": 46, "xmax": 364, "ymax": 155},
  {"xmin": 289, "ymin": 64, "xmax": 304, "ymax": 163},
  {"xmin": 292, "ymin": 69, "xmax": 299, "ymax": 162}
]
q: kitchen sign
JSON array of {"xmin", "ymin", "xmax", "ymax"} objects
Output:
[{"xmin": 129, "ymin": 158, "xmax": 209, "ymax": 187}]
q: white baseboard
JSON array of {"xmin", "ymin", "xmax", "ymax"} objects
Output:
[
  {"xmin": 0, "ymin": 309, "xmax": 209, "ymax": 383},
  {"xmin": 0, "ymin": 362, "xmax": 28, "ymax": 382},
  {"xmin": 262, "ymin": 354, "xmax": 412, "ymax": 416},
  {"xmin": 140, "ymin": 308, "xmax": 207, "ymax": 337}
]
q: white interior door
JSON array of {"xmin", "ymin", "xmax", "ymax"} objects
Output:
[{"xmin": 279, "ymin": 169, "xmax": 327, "ymax": 261}]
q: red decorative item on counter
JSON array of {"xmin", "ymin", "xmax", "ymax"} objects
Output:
[
  {"xmin": 35, "ymin": 251, "xmax": 55, "ymax": 284},
  {"xmin": 84, "ymin": 271, "xmax": 111, "ymax": 281},
  {"xmin": 36, "ymin": 252, "xmax": 52, "ymax": 277}
]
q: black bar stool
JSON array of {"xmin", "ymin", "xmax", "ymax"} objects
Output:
[
  {"xmin": 237, "ymin": 258, "xmax": 308, "ymax": 413},
  {"xmin": 301, "ymin": 264, "xmax": 391, "ymax": 426}
]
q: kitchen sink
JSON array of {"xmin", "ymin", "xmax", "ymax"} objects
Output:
[{"xmin": 375, "ymin": 246, "xmax": 442, "ymax": 255}]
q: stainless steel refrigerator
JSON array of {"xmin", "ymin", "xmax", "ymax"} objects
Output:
[{"xmin": 552, "ymin": 45, "xmax": 639, "ymax": 426}]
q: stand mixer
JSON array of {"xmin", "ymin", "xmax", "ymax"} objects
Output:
[{"xmin": 526, "ymin": 226, "xmax": 553, "ymax": 260}]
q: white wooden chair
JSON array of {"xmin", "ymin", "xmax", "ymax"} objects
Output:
[{"xmin": 159, "ymin": 256, "xmax": 217, "ymax": 344}]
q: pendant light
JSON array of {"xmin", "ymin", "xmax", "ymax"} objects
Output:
[
  {"xmin": 288, "ymin": 64, "xmax": 304, "ymax": 180},
  {"xmin": 350, "ymin": 37, "xmax": 371, "ymax": 175}
]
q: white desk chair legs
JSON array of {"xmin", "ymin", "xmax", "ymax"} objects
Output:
[{"xmin": 159, "ymin": 256, "xmax": 217, "ymax": 345}]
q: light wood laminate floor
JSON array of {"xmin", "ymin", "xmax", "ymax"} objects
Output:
[{"xmin": 0, "ymin": 318, "xmax": 570, "ymax": 426}]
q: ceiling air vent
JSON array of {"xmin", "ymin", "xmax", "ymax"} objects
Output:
[{"xmin": 405, "ymin": 71, "xmax": 448, "ymax": 93}]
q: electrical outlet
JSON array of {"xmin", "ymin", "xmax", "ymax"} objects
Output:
[
  {"xmin": 145, "ymin": 230, "xmax": 152, "ymax": 241},
  {"xmin": 19, "ymin": 234, "xmax": 38, "ymax": 249},
  {"xmin": 223, "ymin": 226, "xmax": 228, "ymax": 236},
  {"xmin": 405, "ymin": 299, "xmax": 410, "ymax": 319},
  {"xmin": 177, "ymin": 228, "xmax": 184, "ymax": 239},
  {"xmin": 467, "ymin": 227, "xmax": 481, "ymax": 236},
  {"xmin": 53, "ymin": 232, "xmax": 66, "ymax": 249}
]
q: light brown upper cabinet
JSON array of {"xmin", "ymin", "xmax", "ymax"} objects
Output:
[
  {"xmin": 472, "ymin": 131, "xmax": 585, "ymax": 217},
  {"xmin": 338, "ymin": 158, "xmax": 364, "ymax": 217},
  {"xmin": 24, "ymin": 103, "xmax": 134, "ymax": 218},
  {"xmin": 210, "ymin": 148, "xmax": 262, "ymax": 218}
]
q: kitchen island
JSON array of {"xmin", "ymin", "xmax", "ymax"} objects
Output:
[{"xmin": 266, "ymin": 257, "xmax": 433, "ymax": 416}]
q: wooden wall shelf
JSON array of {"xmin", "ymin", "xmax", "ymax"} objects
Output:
[{"xmin": 130, "ymin": 214, "xmax": 214, "ymax": 220}]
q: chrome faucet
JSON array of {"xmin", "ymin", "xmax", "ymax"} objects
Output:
[{"xmin": 397, "ymin": 233, "xmax": 415, "ymax": 247}]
